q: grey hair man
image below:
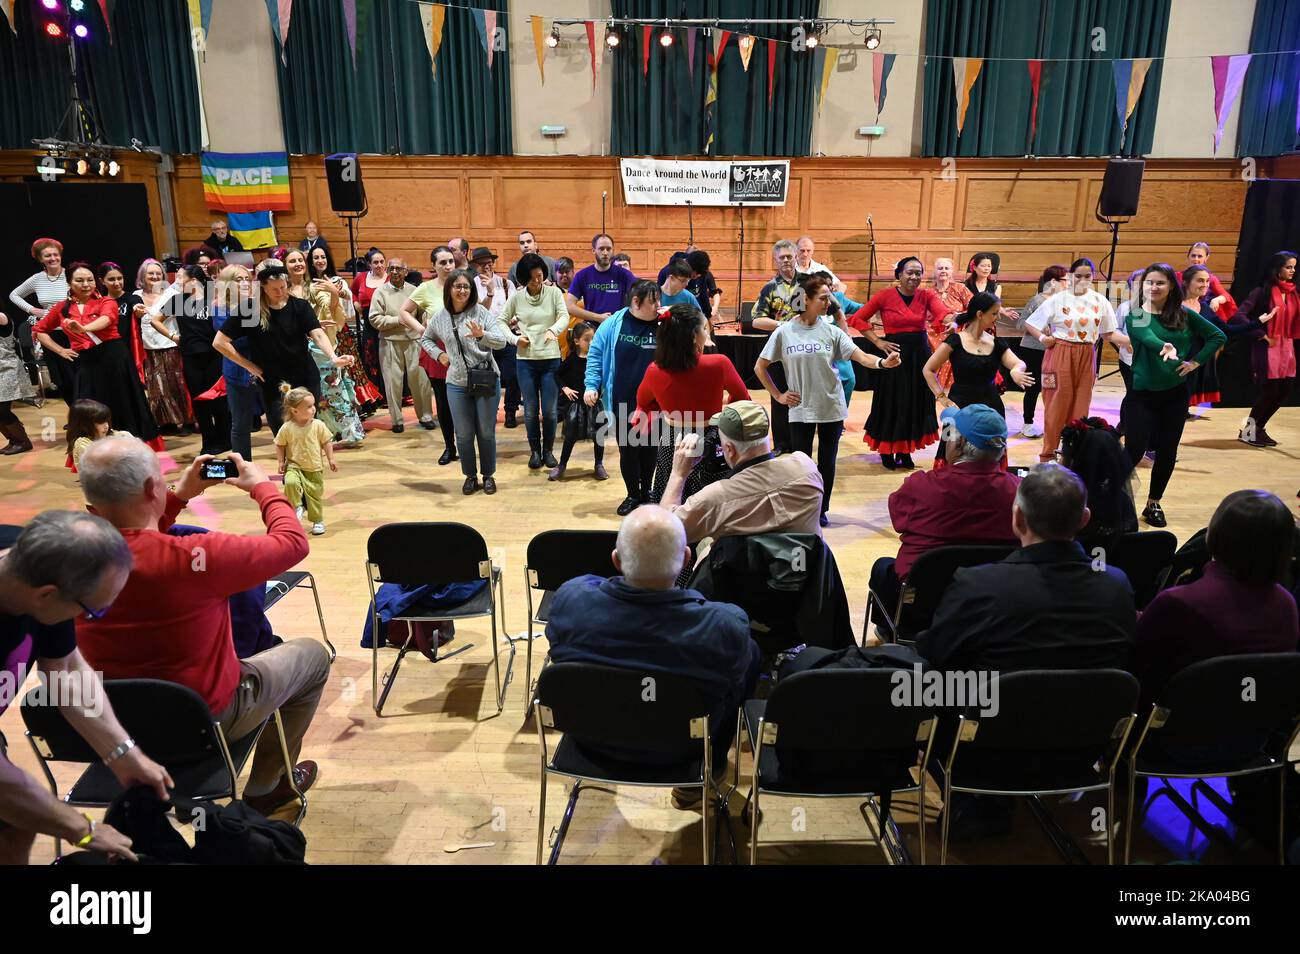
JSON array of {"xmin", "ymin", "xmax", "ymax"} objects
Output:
[
  {"xmin": 74, "ymin": 436, "xmax": 328, "ymax": 819},
  {"xmin": 544, "ymin": 504, "xmax": 761, "ymax": 804},
  {"xmin": 369, "ymin": 255, "xmax": 435, "ymax": 432},
  {"xmin": 794, "ymin": 235, "xmax": 845, "ymax": 292},
  {"xmin": 662, "ymin": 401, "xmax": 823, "ymax": 544},
  {"xmin": 0, "ymin": 511, "xmax": 174, "ymax": 864}
]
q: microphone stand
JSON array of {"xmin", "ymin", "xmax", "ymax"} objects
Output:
[
  {"xmin": 601, "ymin": 191, "xmax": 607, "ymax": 236},
  {"xmin": 686, "ymin": 200, "xmax": 694, "ymax": 247},
  {"xmin": 735, "ymin": 202, "xmax": 745, "ymax": 329},
  {"xmin": 866, "ymin": 214, "xmax": 876, "ymax": 300}
]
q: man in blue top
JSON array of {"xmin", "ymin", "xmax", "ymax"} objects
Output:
[
  {"xmin": 545, "ymin": 505, "xmax": 761, "ymax": 805},
  {"xmin": 583, "ymin": 280, "xmax": 663, "ymax": 515},
  {"xmin": 659, "ymin": 259, "xmax": 702, "ymax": 313},
  {"xmin": 567, "ymin": 233, "xmax": 637, "ymax": 325}
]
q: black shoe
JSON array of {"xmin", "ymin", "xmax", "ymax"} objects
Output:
[
  {"xmin": 548, "ymin": 464, "xmax": 566, "ymax": 481},
  {"xmin": 392, "ymin": 422, "xmax": 405, "ymax": 434},
  {"xmin": 880, "ymin": 453, "xmax": 898, "ymax": 470},
  {"xmin": 616, "ymin": 495, "xmax": 641, "ymax": 516},
  {"xmin": 483, "ymin": 476, "xmax": 497, "ymax": 495},
  {"xmin": 819, "ymin": 513, "xmax": 829, "ymax": 528},
  {"xmin": 543, "ymin": 449, "xmax": 558, "ymax": 468},
  {"xmin": 1258, "ymin": 429, "xmax": 1279, "ymax": 447},
  {"xmin": 462, "ymin": 477, "xmax": 479, "ymax": 495},
  {"xmin": 419, "ymin": 418, "xmax": 436, "ymax": 430},
  {"xmin": 439, "ymin": 448, "xmax": 458, "ymax": 466},
  {"xmin": 528, "ymin": 448, "xmax": 543, "ymax": 470},
  {"xmin": 1142, "ymin": 502, "xmax": 1167, "ymax": 528},
  {"xmin": 896, "ymin": 454, "xmax": 915, "ymax": 469},
  {"xmin": 505, "ymin": 412, "xmax": 518, "ymax": 428}
]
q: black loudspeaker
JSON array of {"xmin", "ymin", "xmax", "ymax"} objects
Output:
[
  {"xmin": 1098, "ymin": 158, "xmax": 1145, "ymax": 218},
  {"xmin": 324, "ymin": 153, "xmax": 366, "ymax": 213}
]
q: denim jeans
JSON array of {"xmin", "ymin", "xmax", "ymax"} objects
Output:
[
  {"xmin": 447, "ymin": 380, "xmax": 499, "ymax": 478},
  {"xmin": 516, "ymin": 357, "xmax": 560, "ymax": 447},
  {"xmin": 227, "ymin": 381, "xmax": 262, "ymax": 460}
]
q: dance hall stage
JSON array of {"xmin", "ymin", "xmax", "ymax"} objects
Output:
[{"xmin": 2, "ymin": 383, "xmax": 1295, "ymax": 866}]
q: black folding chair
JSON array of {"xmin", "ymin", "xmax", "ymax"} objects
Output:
[
  {"xmin": 941, "ymin": 669, "xmax": 1139, "ymax": 865},
  {"xmin": 868, "ymin": 545, "xmax": 1017, "ymax": 643},
  {"xmin": 365, "ymin": 522, "xmax": 509, "ymax": 716},
  {"xmin": 523, "ymin": 529, "xmax": 619, "ymax": 713},
  {"xmin": 1124, "ymin": 653, "xmax": 1300, "ymax": 865},
  {"xmin": 1098, "ymin": 530, "xmax": 1177, "ymax": 610},
  {"xmin": 743, "ymin": 669, "xmax": 937, "ymax": 864},
  {"xmin": 20, "ymin": 678, "xmax": 303, "ymax": 855},
  {"xmin": 264, "ymin": 570, "xmax": 336, "ymax": 662},
  {"xmin": 533, "ymin": 663, "xmax": 718, "ymax": 865}
]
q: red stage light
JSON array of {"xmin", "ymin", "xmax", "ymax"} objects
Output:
[{"xmin": 44, "ymin": 21, "xmax": 64, "ymax": 37}]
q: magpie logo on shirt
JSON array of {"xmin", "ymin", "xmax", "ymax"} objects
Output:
[
  {"xmin": 785, "ymin": 341, "xmax": 832, "ymax": 356},
  {"xmin": 617, "ymin": 331, "xmax": 655, "ymax": 348},
  {"xmin": 585, "ymin": 278, "xmax": 623, "ymax": 294}
]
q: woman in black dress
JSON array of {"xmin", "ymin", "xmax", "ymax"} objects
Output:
[
  {"xmin": 1181, "ymin": 264, "xmax": 1226, "ymax": 413},
  {"xmin": 923, "ymin": 292, "xmax": 1034, "ymax": 468},
  {"xmin": 97, "ymin": 261, "xmax": 148, "ymax": 398},
  {"xmin": 151, "ymin": 265, "xmax": 231, "ymax": 455}
]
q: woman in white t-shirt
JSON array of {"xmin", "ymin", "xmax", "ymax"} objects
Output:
[{"xmin": 756, "ymin": 274, "xmax": 900, "ymax": 527}]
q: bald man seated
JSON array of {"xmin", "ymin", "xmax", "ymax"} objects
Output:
[
  {"xmin": 544, "ymin": 505, "xmax": 761, "ymax": 805},
  {"xmin": 74, "ymin": 436, "xmax": 329, "ymax": 819}
]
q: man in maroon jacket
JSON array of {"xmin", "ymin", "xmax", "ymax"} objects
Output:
[{"xmin": 76, "ymin": 436, "xmax": 328, "ymax": 818}]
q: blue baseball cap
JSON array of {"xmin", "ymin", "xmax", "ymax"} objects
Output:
[{"xmin": 940, "ymin": 404, "xmax": 1007, "ymax": 449}]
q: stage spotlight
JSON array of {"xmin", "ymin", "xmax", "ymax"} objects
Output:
[
  {"xmin": 659, "ymin": 30, "xmax": 673, "ymax": 47},
  {"xmin": 76, "ymin": 158, "xmax": 88, "ymax": 175},
  {"xmin": 107, "ymin": 160, "xmax": 119, "ymax": 176},
  {"xmin": 44, "ymin": 21, "xmax": 64, "ymax": 37},
  {"xmin": 41, "ymin": 0, "xmax": 60, "ymax": 10},
  {"xmin": 606, "ymin": 28, "xmax": 621, "ymax": 48},
  {"xmin": 546, "ymin": 26, "xmax": 559, "ymax": 48},
  {"xmin": 73, "ymin": 24, "xmax": 88, "ymax": 38},
  {"xmin": 865, "ymin": 28, "xmax": 882, "ymax": 50},
  {"xmin": 70, "ymin": 0, "xmax": 85, "ymax": 10}
]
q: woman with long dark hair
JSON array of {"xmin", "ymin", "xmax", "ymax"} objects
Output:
[
  {"xmin": 849, "ymin": 256, "xmax": 949, "ymax": 469},
  {"xmin": 1123, "ymin": 263, "xmax": 1226, "ymax": 526},
  {"xmin": 1231, "ymin": 250, "xmax": 1298, "ymax": 448},
  {"xmin": 1187, "ymin": 242, "xmax": 1236, "ymax": 321},
  {"xmin": 1014, "ymin": 265, "xmax": 1068, "ymax": 438},
  {"xmin": 760, "ymin": 274, "xmax": 901, "ymax": 525},
  {"xmin": 97, "ymin": 261, "xmax": 147, "ymax": 391},
  {"xmin": 923, "ymin": 292, "xmax": 1033, "ymax": 468},
  {"xmin": 638, "ymin": 303, "xmax": 749, "ymax": 503},
  {"xmin": 34, "ymin": 262, "xmax": 162, "ymax": 451},
  {"xmin": 150, "ymin": 265, "xmax": 230, "ymax": 455},
  {"xmin": 310, "ymin": 243, "xmax": 381, "ymax": 416},
  {"xmin": 1181, "ymin": 264, "xmax": 1227, "ymax": 412}
]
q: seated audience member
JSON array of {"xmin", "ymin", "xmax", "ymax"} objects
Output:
[
  {"xmin": 74, "ymin": 437, "xmax": 329, "ymax": 818},
  {"xmin": 299, "ymin": 220, "xmax": 329, "ymax": 254},
  {"xmin": 1135, "ymin": 490, "xmax": 1299, "ymax": 699},
  {"xmin": 0, "ymin": 512, "xmax": 173, "ymax": 864},
  {"xmin": 870, "ymin": 404, "xmax": 1021, "ymax": 615},
  {"xmin": 1058, "ymin": 416, "xmax": 1138, "ymax": 550},
  {"xmin": 916, "ymin": 463, "xmax": 1136, "ymax": 672},
  {"xmin": 544, "ymin": 506, "xmax": 762, "ymax": 802},
  {"xmin": 662, "ymin": 400, "xmax": 822, "ymax": 544}
]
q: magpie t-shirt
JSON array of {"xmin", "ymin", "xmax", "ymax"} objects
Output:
[
  {"xmin": 570, "ymin": 264, "xmax": 637, "ymax": 316},
  {"xmin": 759, "ymin": 319, "xmax": 857, "ymax": 424},
  {"xmin": 611, "ymin": 315, "xmax": 659, "ymax": 412}
]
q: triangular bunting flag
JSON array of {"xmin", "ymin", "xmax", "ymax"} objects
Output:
[
  {"xmin": 713, "ymin": 30, "xmax": 731, "ymax": 72},
  {"xmin": 953, "ymin": 57, "xmax": 982, "ymax": 135},
  {"xmin": 342, "ymin": 0, "xmax": 356, "ymax": 68},
  {"xmin": 766, "ymin": 39, "xmax": 776, "ymax": 104},
  {"xmin": 1027, "ymin": 59, "xmax": 1043, "ymax": 144},
  {"xmin": 585, "ymin": 21, "xmax": 598, "ymax": 91},
  {"xmin": 277, "ymin": 0, "xmax": 292, "ymax": 64},
  {"xmin": 419, "ymin": 3, "xmax": 446, "ymax": 78},
  {"xmin": 1211, "ymin": 54, "xmax": 1252, "ymax": 153},
  {"xmin": 187, "ymin": 0, "xmax": 202, "ymax": 44},
  {"xmin": 1125, "ymin": 58, "xmax": 1153, "ymax": 127},
  {"xmin": 1111, "ymin": 59, "xmax": 1133, "ymax": 131},
  {"xmin": 687, "ymin": 27, "xmax": 697, "ymax": 77},
  {"xmin": 815, "ymin": 46, "xmax": 833, "ymax": 114},
  {"xmin": 484, "ymin": 10, "xmax": 497, "ymax": 70},
  {"xmin": 0, "ymin": 1, "xmax": 15, "ymax": 34},
  {"xmin": 472, "ymin": 8, "xmax": 488, "ymax": 57},
  {"xmin": 356, "ymin": 0, "xmax": 374, "ymax": 62},
  {"xmin": 98, "ymin": 0, "xmax": 113, "ymax": 40},
  {"xmin": 738, "ymin": 34, "xmax": 754, "ymax": 72},
  {"xmin": 531, "ymin": 16, "xmax": 546, "ymax": 85},
  {"xmin": 264, "ymin": 0, "xmax": 281, "ymax": 57},
  {"xmin": 642, "ymin": 25, "xmax": 651, "ymax": 76},
  {"xmin": 874, "ymin": 52, "xmax": 897, "ymax": 116}
]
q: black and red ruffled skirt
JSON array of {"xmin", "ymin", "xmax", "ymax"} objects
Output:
[{"xmin": 863, "ymin": 332, "xmax": 939, "ymax": 454}]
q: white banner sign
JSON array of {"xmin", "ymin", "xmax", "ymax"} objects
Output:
[{"xmin": 619, "ymin": 158, "xmax": 790, "ymax": 207}]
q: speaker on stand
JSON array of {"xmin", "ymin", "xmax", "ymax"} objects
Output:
[
  {"xmin": 324, "ymin": 153, "xmax": 367, "ymax": 273},
  {"xmin": 1096, "ymin": 158, "xmax": 1144, "ymax": 285}
]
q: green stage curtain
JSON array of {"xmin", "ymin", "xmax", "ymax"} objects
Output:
[
  {"xmin": 0, "ymin": 0, "xmax": 201, "ymax": 153},
  {"xmin": 277, "ymin": 0, "xmax": 511, "ymax": 156},
  {"xmin": 610, "ymin": 0, "xmax": 819, "ymax": 157},
  {"xmin": 922, "ymin": 0, "xmax": 1170, "ymax": 158},
  {"xmin": 1236, "ymin": 0, "xmax": 1300, "ymax": 157}
]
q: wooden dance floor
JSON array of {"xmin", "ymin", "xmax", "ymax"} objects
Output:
[{"xmin": 3, "ymin": 379, "xmax": 1296, "ymax": 865}]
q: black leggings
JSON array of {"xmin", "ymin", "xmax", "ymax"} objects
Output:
[
  {"xmin": 1124, "ymin": 385, "xmax": 1188, "ymax": 501},
  {"xmin": 0, "ymin": 402, "xmax": 16, "ymax": 426},
  {"xmin": 1117, "ymin": 361, "xmax": 1133, "ymax": 434},
  {"xmin": 1021, "ymin": 348, "xmax": 1044, "ymax": 424},
  {"xmin": 431, "ymin": 377, "xmax": 456, "ymax": 448},
  {"xmin": 789, "ymin": 419, "xmax": 844, "ymax": 515},
  {"xmin": 182, "ymin": 350, "xmax": 231, "ymax": 453},
  {"xmin": 1249, "ymin": 377, "xmax": 1294, "ymax": 433},
  {"xmin": 614, "ymin": 405, "xmax": 656, "ymax": 499}
]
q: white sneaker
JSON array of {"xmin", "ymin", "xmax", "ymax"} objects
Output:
[
  {"xmin": 295, "ymin": 506, "xmax": 305, "ymax": 521},
  {"xmin": 1022, "ymin": 422, "xmax": 1043, "ymax": 438},
  {"xmin": 311, "ymin": 522, "xmax": 326, "ymax": 536}
]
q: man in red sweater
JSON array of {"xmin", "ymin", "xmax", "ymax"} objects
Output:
[{"xmin": 75, "ymin": 436, "xmax": 328, "ymax": 817}]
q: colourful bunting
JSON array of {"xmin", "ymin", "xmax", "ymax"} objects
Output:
[
  {"xmin": 98, "ymin": 0, "xmax": 113, "ymax": 40},
  {"xmin": 0, "ymin": 1, "xmax": 14, "ymax": 34},
  {"xmin": 952, "ymin": 57, "xmax": 983, "ymax": 135},
  {"xmin": 484, "ymin": 10, "xmax": 497, "ymax": 70},
  {"xmin": 642, "ymin": 25, "xmax": 651, "ymax": 76},
  {"xmin": 342, "ymin": 0, "xmax": 356, "ymax": 67},
  {"xmin": 585, "ymin": 20, "xmax": 598, "ymax": 91},
  {"xmin": 1112, "ymin": 58, "xmax": 1153, "ymax": 136},
  {"xmin": 472, "ymin": 7, "xmax": 487, "ymax": 58},
  {"xmin": 815, "ymin": 46, "xmax": 833, "ymax": 114},
  {"xmin": 1111, "ymin": 58, "xmax": 1132, "ymax": 131},
  {"xmin": 1126, "ymin": 58, "xmax": 1153, "ymax": 124},
  {"xmin": 420, "ymin": 3, "xmax": 446, "ymax": 78},
  {"xmin": 738, "ymin": 34, "xmax": 754, "ymax": 72},
  {"xmin": 1211, "ymin": 54, "xmax": 1252, "ymax": 153},
  {"xmin": 873, "ymin": 51, "xmax": 897, "ymax": 116},
  {"xmin": 263, "ymin": 0, "xmax": 281, "ymax": 59},
  {"xmin": 1027, "ymin": 59, "xmax": 1043, "ymax": 144},
  {"xmin": 687, "ymin": 26, "xmax": 697, "ymax": 77},
  {"xmin": 531, "ymin": 16, "xmax": 546, "ymax": 85},
  {"xmin": 767, "ymin": 39, "xmax": 776, "ymax": 104}
]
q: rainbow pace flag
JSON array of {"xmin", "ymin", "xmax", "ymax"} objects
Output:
[{"xmin": 201, "ymin": 151, "xmax": 292, "ymax": 212}]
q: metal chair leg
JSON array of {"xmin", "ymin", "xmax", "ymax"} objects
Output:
[
  {"xmin": 548, "ymin": 781, "xmax": 582, "ymax": 865},
  {"xmin": 1124, "ymin": 763, "xmax": 1138, "ymax": 865},
  {"xmin": 535, "ymin": 768, "xmax": 548, "ymax": 866},
  {"xmin": 374, "ymin": 625, "xmax": 415, "ymax": 717},
  {"xmin": 940, "ymin": 779, "xmax": 952, "ymax": 865},
  {"xmin": 304, "ymin": 574, "xmax": 336, "ymax": 662},
  {"xmin": 1107, "ymin": 779, "xmax": 1116, "ymax": 866},
  {"xmin": 270, "ymin": 709, "xmax": 308, "ymax": 827}
]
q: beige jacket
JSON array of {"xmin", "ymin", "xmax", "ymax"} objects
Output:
[{"xmin": 369, "ymin": 281, "xmax": 419, "ymax": 341}]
